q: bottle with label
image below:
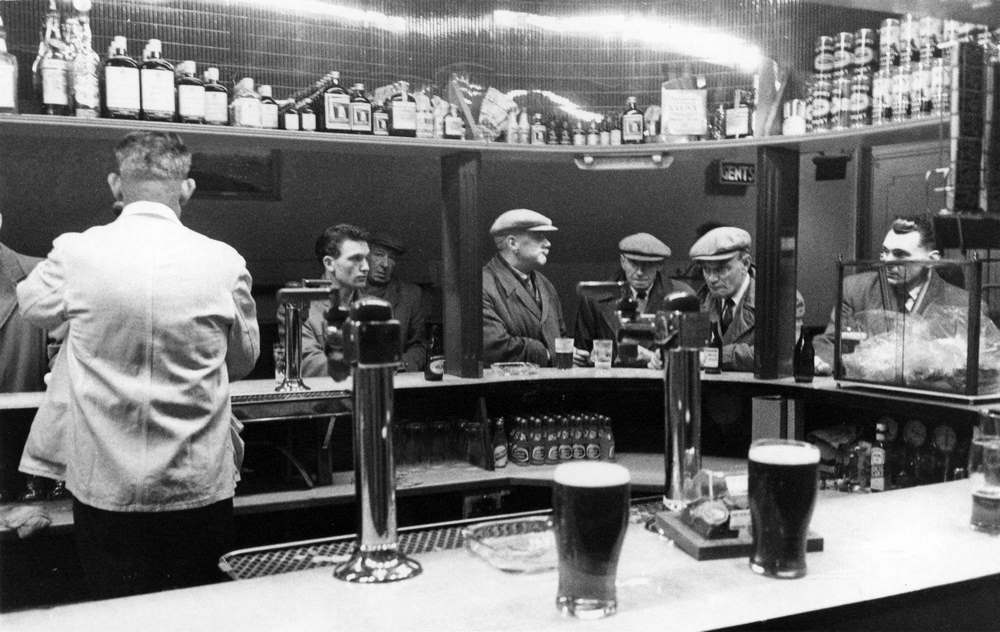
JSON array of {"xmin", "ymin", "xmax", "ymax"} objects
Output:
[
  {"xmin": 280, "ymin": 102, "xmax": 299, "ymax": 131},
  {"xmin": 102, "ymin": 36, "xmax": 139, "ymax": 119},
  {"xmin": 298, "ymin": 98, "xmax": 316, "ymax": 131},
  {"xmin": 229, "ymin": 77, "xmax": 261, "ymax": 128},
  {"xmin": 702, "ymin": 317, "xmax": 722, "ymax": 374},
  {"xmin": 870, "ymin": 423, "xmax": 887, "ymax": 492},
  {"xmin": 415, "ymin": 86, "xmax": 434, "ymax": 139},
  {"xmin": 34, "ymin": 0, "xmax": 70, "ymax": 116},
  {"xmin": 258, "ymin": 84, "xmax": 279, "ymax": 129},
  {"xmin": 424, "ymin": 324, "xmax": 444, "ymax": 381},
  {"xmin": 622, "ymin": 96, "xmax": 645, "ymax": 144},
  {"xmin": 202, "ymin": 67, "xmax": 228, "ymax": 125},
  {"xmin": 528, "ymin": 417, "xmax": 546, "ymax": 465},
  {"xmin": 508, "ymin": 417, "xmax": 530, "ymax": 466},
  {"xmin": 491, "ymin": 417, "xmax": 508, "ymax": 469},
  {"xmin": 443, "ymin": 104, "xmax": 465, "ymax": 140},
  {"xmin": 586, "ymin": 120, "xmax": 600, "ymax": 145},
  {"xmin": 67, "ymin": 1, "xmax": 99, "ymax": 118},
  {"xmin": 139, "ymin": 39, "xmax": 174, "ymax": 121},
  {"xmin": 609, "ymin": 114, "xmax": 622, "ymax": 145},
  {"xmin": 557, "ymin": 416, "xmax": 573, "ymax": 461},
  {"xmin": 388, "ymin": 80, "xmax": 417, "ymax": 137},
  {"xmin": 175, "ymin": 60, "xmax": 204, "ymax": 124},
  {"xmin": 725, "ymin": 89, "xmax": 753, "ymax": 138},
  {"xmin": 599, "ymin": 118, "xmax": 611, "ymax": 145},
  {"xmin": 0, "ymin": 16, "xmax": 18, "ymax": 114},
  {"xmin": 584, "ymin": 414, "xmax": 601, "ymax": 460},
  {"xmin": 570, "ymin": 415, "xmax": 586, "ymax": 460},
  {"xmin": 367, "ymin": 100, "xmax": 387, "ymax": 136},
  {"xmin": 794, "ymin": 326, "xmax": 818, "ymax": 383},
  {"xmin": 709, "ymin": 103, "xmax": 726, "ymax": 140},
  {"xmin": 546, "ymin": 120, "xmax": 559, "ymax": 145},
  {"xmin": 320, "ymin": 70, "xmax": 350, "ymax": 132},
  {"xmin": 516, "ymin": 110, "xmax": 530, "ymax": 144},
  {"xmin": 348, "ymin": 83, "xmax": 372, "ymax": 134},
  {"xmin": 544, "ymin": 416, "xmax": 560, "ymax": 464},
  {"xmin": 529, "ymin": 113, "xmax": 547, "ymax": 144},
  {"xmin": 598, "ymin": 415, "xmax": 616, "ymax": 461}
]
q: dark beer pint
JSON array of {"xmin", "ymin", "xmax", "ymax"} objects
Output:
[
  {"xmin": 748, "ymin": 439, "xmax": 820, "ymax": 579},
  {"xmin": 553, "ymin": 461, "xmax": 630, "ymax": 619}
]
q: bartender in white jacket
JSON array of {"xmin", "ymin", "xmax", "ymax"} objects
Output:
[{"xmin": 17, "ymin": 131, "xmax": 260, "ymax": 598}]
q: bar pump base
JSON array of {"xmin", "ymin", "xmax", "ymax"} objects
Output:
[
  {"xmin": 275, "ymin": 377, "xmax": 310, "ymax": 392},
  {"xmin": 333, "ymin": 546, "xmax": 422, "ymax": 583}
]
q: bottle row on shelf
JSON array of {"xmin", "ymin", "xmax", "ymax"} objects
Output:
[{"xmin": 500, "ymin": 413, "xmax": 616, "ymax": 467}]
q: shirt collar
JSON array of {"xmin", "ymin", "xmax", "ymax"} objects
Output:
[
  {"xmin": 499, "ymin": 254, "xmax": 531, "ymax": 283},
  {"xmin": 119, "ymin": 201, "xmax": 182, "ymax": 225},
  {"xmin": 730, "ymin": 273, "xmax": 751, "ymax": 308}
]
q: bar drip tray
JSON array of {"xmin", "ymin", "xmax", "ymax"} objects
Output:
[{"xmin": 231, "ymin": 389, "xmax": 351, "ymax": 422}]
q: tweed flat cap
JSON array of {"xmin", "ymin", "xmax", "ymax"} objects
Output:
[
  {"xmin": 489, "ymin": 208, "xmax": 558, "ymax": 235},
  {"xmin": 369, "ymin": 231, "xmax": 406, "ymax": 255},
  {"xmin": 689, "ymin": 227, "xmax": 752, "ymax": 261},
  {"xmin": 618, "ymin": 232, "xmax": 671, "ymax": 261}
]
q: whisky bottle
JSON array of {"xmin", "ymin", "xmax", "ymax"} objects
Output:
[
  {"xmin": 139, "ymin": 39, "xmax": 174, "ymax": 121},
  {"xmin": 443, "ymin": 103, "xmax": 465, "ymax": 140},
  {"xmin": 229, "ymin": 77, "xmax": 261, "ymax": 128},
  {"xmin": 599, "ymin": 118, "xmax": 611, "ymax": 145},
  {"xmin": 609, "ymin": 114, "xmax": 622, "ymax": 145},
  {"xmin": 175, "ymin": 60, "xmax": 204, "ymax": 124},
  {"xmin": 258, "ymin": 84, "xmax": 279, "ymax": 129},
  {"xmin": 621, "ymin": 96, "xmax": 644, "ymax": 144},
  {"xmin": 298, "ymin": 98, "xmax": 316, "ymax": 131},
  {"xmin": 320, "ymin": 70, "xmax": 350, "ymax": 132},
  {"xmin": 571, "ymin": 119, "xmax": 585, "ymax": 145},
  {"xmin": 529, "ymin": 113, "xmax": 546, "ymax": 144},
  {"xmin": 388, "ymin": 80, "xmax": 417, "ymax": 137},
  {"xmin": 372, "ymin": 100, "xmax": 389, "ymax": 136},
  {"xmin": 559, "ymin": 118, "xmax": 572, "ymax": 145},
  {"xmin": 516, "ymin": 110, "xmax": 529, "ymax": 144},
  {"xmin": 546, "ymin": 120, "xmax": 558, "ymax": 145},
  {"xmin": 701, "ymin": 317, "xmax": 722, "ymax": 374},
  {"xmin": 586, "ymin": 120, "xmax": 599, "ymax": 145},
  {"xmin": 870, "ymin": 423, "xmax": 887, "ymax": 492},
  {"xmin": 348, "ymin": 83, "xmax": 372, "ymax": 134},
  {"xmin": 34, "ymin": 0, "xmax": 70, "ymax": 115},
  {"xmin": 415, "ymin": 86, "xmax": 434, "ymax": 139},
  {"xmin": 68, "ymin": 2, "xmax": 99, "ymax": 118},
  {"xmin": 725, "ymin": 89, "xmax": 752, "ymax": 138},
  {"xmin": 280, "ymin": 102, "xmax": 299, "ymax": 130},
  {"xmin": 0, "ymin": 16, "xmax": 18, "ymax": 114},
  {"xmin": 102, "ymin": 36, "xmax": 139, "ymax": 119},
  {"xmin": 202, "ymin": 67, "xmax": 228, "ymax": 125}
]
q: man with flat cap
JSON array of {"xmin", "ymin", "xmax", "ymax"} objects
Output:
[
  {"xmin": 482, "ymin": 208, "xmax": 566, "ymax": 366},
  {"xmin": 574, "ymin": 233, "xmax": 693, "ymax": 368},
  {"xmin": 366, "ymin": 231, "xmax": 428, "ymax": 372},
  {"xmin": 690, "ymin": 226, "xmax": 804, "ymax": 372}
]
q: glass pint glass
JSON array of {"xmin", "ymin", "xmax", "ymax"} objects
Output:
[
  {"xmin": 970, "ymin": 412, "xmax": 1000, "ymax": 534},
  {"xmin": 748, "ymin": 439, "xmax": 820, "ymax": 579},
  {"xmin": 592, "ymin": 339, "xmax": 613, "ymax": 370},
  {"xmin": 553, "ymin": 461, "xmax": 630, "ymax": 619},
  {"xmin": 554, "ymin": 337, "xmax": 575, "ymax": 370}
]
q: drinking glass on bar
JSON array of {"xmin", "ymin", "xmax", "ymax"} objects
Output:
[
  {"xmin": 553, "ymin": 461, "xmax": 630, "ymax": 619},
  {"xmin": 748, "ymin": 439, "xmax": 820, "ymax": 579},
  {"xmin": 272, "ymin": 342, "xmax": 286, "ymax": 386},
  {"xmin": 970, "ymin": 411, "xmax": 1000, "ymax": 534},
  {"xmin": 592, "ymin": 339, "xmax": 613, "ymax": 370},
  {"xmin": 554, "ymin": 337, "xmax": 575, "ymax": 370}
]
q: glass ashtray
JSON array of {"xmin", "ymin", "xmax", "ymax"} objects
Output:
[
  {"xmin": 488, "ymin": 362, "xmax": 539, "ymax": 377},
  {"xmin": 461, "ymin": 516, "xmax": 556, "ymax": 573}
]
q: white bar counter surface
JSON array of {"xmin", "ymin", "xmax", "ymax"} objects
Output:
[{"xmin": 3, "ymin": 480, "xmax": 998, "ymax": 631}]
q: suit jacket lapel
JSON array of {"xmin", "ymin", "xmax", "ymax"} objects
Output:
[
  {"xmin": 727, "ymin": 278, "xmax": 756, "ymax": 341},
  {"xmin": 491, "ymin": 257, "xmax": 541, "ymax": 320}
]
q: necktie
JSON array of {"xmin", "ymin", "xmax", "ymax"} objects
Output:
[{"xmin": 720, "ymin": 298, "xmax": 734, "ymax": 335}]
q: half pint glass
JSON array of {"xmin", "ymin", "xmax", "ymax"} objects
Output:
[
  {"xmin": 553, "ymin": 461, "xmax": 630, "ymax": 619},
  {"xmin": 970, "ymin": 412, "xmax": 1000, "ymax": 534},
  {"xmin": 748, "ymin": 439, "xmax": 820, "ymax": 579}
]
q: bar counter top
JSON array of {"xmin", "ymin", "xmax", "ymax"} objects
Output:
[{"xmin": 4, "ymin": 480, "xmax": 999, "ymax": 631}]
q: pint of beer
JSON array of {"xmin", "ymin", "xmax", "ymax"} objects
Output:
[
  {"xmin": 554, "ymin": 337, "xmax": 575, "ymax": 370},
  {"xmin": 748, "ymin": 439, "xmax": 820, "ymax": 579},
  {"xmin": 970, "ymin": 412, "xmax": 1000, "ymax": 534},
  {"xmin": 553, "ymin": 461, "xmax": 630, "ymax": 619}
]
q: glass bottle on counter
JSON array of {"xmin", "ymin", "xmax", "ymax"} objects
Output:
[
  {"xmin": 530, "ymin": 113, "xmax": 547, "ymax": 144},
  {"xmin": 546, "ymin": 119, "xmax": 559, "ymax": 145},
  {"xmin": 372, "ymin": 99, "xmax": 389, "ymax": 136},
  {"xmin": 298, "ymin": 98, "xmax": 316, "ymax": 131},
  {"xmin": 67, "ymin": 0, "xmax": 99, "ymax": 119},
  {"xmin": 388, "ymin": 81, "xmax": 417, "ymax": 137},
  {"xmin": 443, "ymin": 104, "xmax": 465, "ymax": 140},
  {"xmin": 870, "ymin": 423, "xmax": 887, "ymax": 492},
  {"xmin": 609, "ymin": 114, "xmax": 622, "ymax": 145},
  {"xmin": 424, "ymin": 324, "xmax": 444, "ymax": 381},
  {"xmin": 516, "ymin": 110, "xmax": 530, "ymax": 144},
  {"xmin": 622, "ymin": 96, "xmax": 644, "ymax": 144},
  {"xmin": 320, "ymin": 70, "xmax": 351, "ymax": 132},
  {"xmin": 794, "ymin": 326, "xmax": 817, "ymax": 383},
  {"xmin": 559, "ymin": 118, "xmax": 573, "ymax": 145},
  {"xmin": 491, "ymin": 417, "xmax": 508, "ymax": 469},
  {"xmin": 0, "ymin": 16, "xmax": 18, "ymax": 114},
  {"xmin": 102, "ymin": 36, "xmax": 139, "ymax": 119},
  {"xmin": 571, "ymin": 119, "xmax": 585, "ymax": 145},
  {"xmin": 725, "ymin": 89, "xmax": 754, "ymax": 138},
  {"xmin": 508, "ymin": 417, "xmax": 530, "ymax": 466},
  {"xmin": 586, "ymin": 120, "xmax": 600, "ymax": 145},
  {"xmin": 34, "ymin": 0, "xmax": 70, "ymax": 116},
  {"xmin": 175, "ymin": 60, "xmax": 205, "ymax": 124},
  {"xmin": 258, "ymin": 84, "xmax": 279, "ymax": 129},
  {"xmin": 701, "ymin": 318, "xmax": 722, "ymax": 374},
  {"xmin": 139, "ymin": 39, "xmax": 175, "ymax": 122},
  {"xmin": 202, "ymin": 67, "xmax": 228, "ymax": 125},
  {"xmin": 348, "ymin": 83, "xmax": 372, "ymax": 134},
  {"xmin": 599, "ymin": 118, "xmax": 611, "ymax": 145},
  {"xmin": 280, "ymin": 102, "xmax": 300, "ymax": 131},
  {"xmin": 229, "ymin": 77, "xmax": 261, "ymax": 128}
]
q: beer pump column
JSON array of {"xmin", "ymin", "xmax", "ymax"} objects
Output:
[
  {"xmin": 330, "ymin": 297, "xmax": 422, "ymax": 583},
  {"xmin": 275, "ymin": 284, "xmax": 330, "ymax": 392}
]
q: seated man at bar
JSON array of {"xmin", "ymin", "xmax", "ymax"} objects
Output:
[
  {"xmin": 285, "ymin": 223, "xmax": 371, "ymax": 377},
  {"xmin": 16, "ymin": 130, "xmax": 260, "ymax": 598},
  {"xmin": 482, "ymin": 208, "xmax": 565, "ymax": 366},
  {"xmin": 573, "ymin": 232, "xmax": 693, "ymax": 368},
  {"xmin": 365, "ymin": 231, "xmax": 428, "ymax": 372},
  {"xmin": 689, "ymin": 226, "xmax": 804, "ymax": 371}
]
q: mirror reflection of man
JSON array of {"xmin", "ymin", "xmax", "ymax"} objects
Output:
[
  {"xmin": 482, "ymin": 208, "xmax": 565, "ymax": 366},
  {"xmin": 365, "ymin": 232, "xmax": 428, "ymax": 372},
  {"xmin": 573, "ymin": 233, "xmax": 693, "ymax": 368}
]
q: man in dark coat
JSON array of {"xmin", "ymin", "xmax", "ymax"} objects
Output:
[
  {"xmin": 366, "ymin": 231, "xmax": 428, "ymax": 372},
  {"xmin": 573, "ymin": 232, "xmax": 693, "ymax": 368},
  {"xmin": 482, "ymin": 208, "xmax": 565, "ymax": 367}
]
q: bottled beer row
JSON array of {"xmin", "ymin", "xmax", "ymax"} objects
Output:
[{"xmin": 501, "ymin": 413, "xmax": 616, "ymax": 466}]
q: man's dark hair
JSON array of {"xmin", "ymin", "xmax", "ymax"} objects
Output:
[
  {"xmin": 314, "ymin": 223, "xmax": 369, "ymax": 264},
  {"xmin": 114, "ymin": 131, "xmax": 191, "ymax": 180},
  {"xmin": 890, "ymin": 215, "xmax": 936, "ymax": 250}
]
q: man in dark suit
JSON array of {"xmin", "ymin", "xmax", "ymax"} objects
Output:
[
  {"xmin": 482, "ymin": 208, "xmax": 565, "ymax": 367},
  {"xmin": 366, "ymin": 231, "xmax": 428, "ymax": 372},
  {"xmin": 573, "ymin": 232, "xmax": 693, "ymax": 368}
]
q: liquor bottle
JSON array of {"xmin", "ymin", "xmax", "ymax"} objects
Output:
[
  {"xmin": 529, "ymin": 113, "xmax": 547, "ymax": 144},
  {"xmin": 34, "ymin": 0, "xmax": 70, "ymax": 115},
  {"xmin": 67, "ymin": 1, "xmax": 99, "ymax": 118},
  {"xmin": 622, "ymin": 96, "xmax": 645, "ymax": 144},
  {"xmin": 529, "ymin": 417, "xmax": 546, "ymax": 465},
  {"xmin": 598, "ymin": 415, "xmax": 616, "ymax": 461},
  {"xmin": 443, "ymin": 103, "xmax": 465, "ymax": 140},
  {"xmin": 298, "ymin": 98, "xmax": 316, "ymax": 131},
  {"xmin": 491, "ymin": 417, "xmax": 508, "ymax": 469},
  {"xmin": 571, "ymin": 119, "xmax": 585, "ymax": 145},
  {"xmin": 544, "ymin": 416, "xmax": 560, "ymax": 464},
  {"xmin": 599, "ymin": 118, "xmax": 611, "ymax": 145},
  {"xmin": 369, "ymin": 100, "xmax": 388, "ymax": 136},
  {"xmin": 794, "ymin": 326, "xmax": 817, "ymax": 383},
  {"xmin": 202, "ymin": 67, "xmax": 228, "ymax": 125},
  {"xmin": 546, "ymin": 120, "xmax": 559, "ymax": 145},
  {"xmin": 570, "ymin": 415, "xmax": 586, "ymax": 459},
  {"xmin": 584, "ymin": 414, "xmax": 601, "ymax": 460},
  {"xmin": 320, "ymin": 70, "xmax": 350, "ymax": 132},
  {"xmin": 348, "ymin": 83, "xmax": 372, "ymax": 134},
  {"xmin": 424, "ymin": 324, "xmax": 444, "ymax": 381},
  {"xmin": 725, "ymin": 88, "xmax": 754, "ymax": 138},
  {"xmin": 258, "ymin": 84, "xmax": 279, "ymax": 129},
  {"xmin": 280, "ymin": 102, "xmax": 299, "ymax": 131},
  {"xmin": 701, "ymin": 318, "xmax": 722, "ymax": 374},
  {"xmin": 559, "ymin": 118, "xmax": 572, "ymax": 145},
  {"xmin": 557, "ymin": 416, "xmax": 573, "ymax": 461},
  {"xmin": 609, "ymin": 114, "xmax": 622, "ymax": 145},
  {"xmin": 415, "ymin": 86, "xmax": 434, "ymax": 139},
  {"xmin": 229, "ymin": 77, "xmax": 261, "ymax": 128},
  {"xmin": 139, "ymin": 39, "xmax": 174, "ymax": 121},
  {"xmin": 508, "ymin": 417, "xmax": 530, "ymax": 466},
  {"xmin": 586, "ymin": 120, "xmax": 599, "ymax": 145},
  {"xmin": 0, "ymin": 15, "xmax": 18, "ymax": 114},
  {"xmin": 388, "ymin": 80, "xmax": 417, "ymax": 137},
  {"xmin": 870, "ymin": 422, "xmax": 887, "ymax": 492},
  {"xmin": 504, "ymin": 111, "xmax": 518, "ymax": 143},
  {"xmin": 102, "ymin": 36, "xmax": 139, "ymax": 119},
  {"xmin": 175, "ymin": 60, "xmax": 204, "ymax": 124},
  {"xmin": 516, "ymin": 110, "xmax": 530, "ymax": 144}
]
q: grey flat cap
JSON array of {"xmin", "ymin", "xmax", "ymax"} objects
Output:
[
  {"xmin": 489, "ymin": 208, "xmax": 558, "ymax": 235},
  {"xmin": 689, "ymin": 227, "xmax": 751, "ymax": 261},
  {"xmin": 619, "ymin": 232, "xmax": 671, "ymax": 261}
]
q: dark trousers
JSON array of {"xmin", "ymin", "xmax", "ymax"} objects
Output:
[{"xmin": 72, "ymin": 495, "xmax": 234, "ymax": 600}]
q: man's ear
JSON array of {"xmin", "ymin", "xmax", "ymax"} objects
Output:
[
  {"xmin": 323, "ymin": 255, "xmax": 336, "ymax": 272},
  {"xmin": 928, "ymin": 249, "xmax": 941, "ymax": 261},
  {"xmin": 179, "ymin": 178, "xmax": 196, "ymax": 206},
  {"xmin": 107, "ymin": 173, "xmax": 123, "ymax": 201}
]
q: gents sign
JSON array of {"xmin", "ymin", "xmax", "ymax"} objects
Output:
[{"xmin": 718, "ymin": 161, "xmax": 756, "ymax": 186}]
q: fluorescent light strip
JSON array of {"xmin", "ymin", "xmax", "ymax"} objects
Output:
[
  {"xmin": 225, "ymin": 0, "xmax": 407, "ymax": 33},
  {"xmin": 507, "ymin": 89, "xmax": 604, "ymax": 123}
]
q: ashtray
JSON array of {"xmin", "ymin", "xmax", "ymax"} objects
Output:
[
  {"xmin": 461, "ymin": 516, "xmax": 556, "ymax": 573},
  {"xmin": 488, "ymin": 362, "xmax": 539, "ymax": 377}
]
